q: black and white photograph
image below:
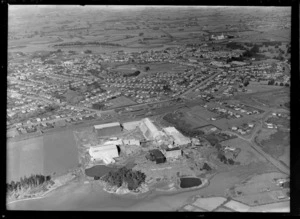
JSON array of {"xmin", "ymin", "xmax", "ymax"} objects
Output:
[{"xmin": 6, "ymin": 5, "xmax": 291, "ymax": 212}]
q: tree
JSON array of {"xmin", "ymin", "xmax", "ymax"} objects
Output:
[
  {"xmin": 202, "ymin": 163, "xmax": 212, "ymax": 171},
  {"xmin": 228, "ymin": 159, "xmax": 235, "ymax": 165},
  {"xmin": 268, "ymin": 79, "xmax": 275, "ymax": 85},
  {"xmin": 243, "ymin": 78, "xmax": 250, "ymax": 87},
  {"xmin": 250, "ymin": 44, "xmax": 259, "ymax": 53},
  {"xmin": 84, "ymin": 50, "xmax": 92, "ymax": 54}
]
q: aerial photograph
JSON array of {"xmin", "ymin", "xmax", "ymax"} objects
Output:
[{"xmin": 6, "ymin": 5, "xmax": 290, "ymax": 212}]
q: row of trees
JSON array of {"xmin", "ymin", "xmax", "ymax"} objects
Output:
[
  {"xmin": 7, "ymin": 174, "xmax": 52, "ymax": 194},
  {"xmin": 101, "ymin": 167, "xmax": 146, "ymax": 191},
  {"xmin": 267, "ymin": 79, "xmax": 289, "ymax": 86}
]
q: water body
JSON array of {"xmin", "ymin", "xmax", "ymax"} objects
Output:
[
  {"xmin": 8, "ymin": 162, "xmax": 274, "ymax": 210},
  {"xmin": 7, "ymin": 180, "xmax": 203, "ymax": 211},
  {"xmin": 85, "ymin": 165, "xmax": 115, "ymax": 178},
  {"xmin": 180, "ymin": 177, "xmax": 202, "ymax": 188}
]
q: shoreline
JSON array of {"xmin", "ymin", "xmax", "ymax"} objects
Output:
[
  {"xmin": 7, "ymin": 184, "xmax": 61, "ymax": 206},
  {"xmin": 7, "ymin": 174, "xmax": 76, "ymax": 206}
]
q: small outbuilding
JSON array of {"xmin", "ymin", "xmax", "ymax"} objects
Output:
[
  {"xmin": 147, "ymin": 149, "xmax": 166, "ymax": 164},
  {"xmin": 165, "ymin": 147, "xmax": 182, "ymax": 161}
]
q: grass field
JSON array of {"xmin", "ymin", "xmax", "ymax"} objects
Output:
[
  {"xmin": 7, "ymin": 130, "xmax": 79, "ymax": 182},
  {"xmin": 246, "ymin": 83, "xmax": 283, "ymax": 93},
  {"xmin": 105, "ymin": 96, "xmax": 136, "ymax": 108},
  {"xmin": 43, "ymin": 130, "xmax": 79, "ymax": 177},
  {"xmin": 259, "ymin": 129, "xmax": 289, "ymax": 161},
  {"xmin": 7, "ymin": 136, "xmax": 44, "ymax": 182}
]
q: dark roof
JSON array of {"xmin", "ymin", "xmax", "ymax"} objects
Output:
[
  {"xmin": 166, "ymin": 147, "xmax": 181, "ymax": 152},
  {"xmin": 149, "ymin": 149, "xmax": 165, "ymax": 159}
]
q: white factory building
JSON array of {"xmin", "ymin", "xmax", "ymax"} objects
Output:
[
  {"xmin": 88, "ymin": 144, "xmax": 119, "ymax": 164},
  {"xmin": 123, "ymin": 139, "xmax": 140, "ymax": 146},
  {"xmin": 163, "ymin": 127, "xmax": 191, "ymax": 146},
  {"xmin": 94, "ymin": 122, "xmax": 122, "ymax": 137},
  {"xmin": 139, "ymin": 118, "xmax": 166, "ymax": 141},
  {"xmin": 122, "ymin": 120, "xmax": 141, "ymax": 131}
]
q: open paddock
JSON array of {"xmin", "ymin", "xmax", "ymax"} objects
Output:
[
  {"xmin": 105, "ymin": 96, "xmax": 137, "ymax": 108},
  {"xmin": 246, "ymin": 83, "xmax": 283, "ymax": 93},
  {"xmin": 221, "ymin": 138, "xmax": 267, "ymax": 165},
  {"xmin": 179, "ymin": 110, "xmax": 210, "ymax": 129},
  {"xmin": 259, "ymin": 129, "xmax": 289, "ymax": 162},
  {"xmin": 195, "ymin": 125, "xmax": 221, "ymax": 134},
  {"xmin": 187, "ymin": 105, "xmax": 219, "ymax": 120},
  {"xmin": 234, "ymin": 191, "xmax": 283, "ymax": 207},
  {"xmin": 7, "ymin": 136, "xmax": 44, "ymax": 183}
]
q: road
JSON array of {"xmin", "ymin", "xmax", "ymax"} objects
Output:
[{"xmin": 223, "ymin": 110, "xmax": 289, "ymax": 175}]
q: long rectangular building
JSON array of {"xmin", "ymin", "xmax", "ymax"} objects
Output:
[
  {"xmin": 94, "ymin": 122, "xmax": 122, "ymax": 137},
  {"xmin": 139, "ymin": 118, "xmax": 165, "ymax": 140}
]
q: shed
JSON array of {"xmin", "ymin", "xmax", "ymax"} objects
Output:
[
  {"xmin": 147, "ymin": 149, "xmax": 166, "ymax": 164},
  {"xmin": 165, "ymin": 147, "xmax": 182, "ymax": 160}
]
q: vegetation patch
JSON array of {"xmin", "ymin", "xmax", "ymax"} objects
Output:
[{"xmin": 102, "ymin": 167, "xmax": 146, "ymax": 191}]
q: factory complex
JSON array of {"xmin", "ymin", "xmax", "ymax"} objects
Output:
[{"xmin": 88, "ymin": 118, "xmax": 191, "ymax": 165}]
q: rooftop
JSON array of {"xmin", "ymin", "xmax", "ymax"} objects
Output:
[{"xmin": 94, "ymin": 122, "xmax": 121, "ymax": 129}]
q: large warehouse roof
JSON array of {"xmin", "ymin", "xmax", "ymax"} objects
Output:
[
  {"xmin": 94, "ymin": 122, "xmax": 120, "ymax": 130},
  {"xmin": 163, "ymin": 127, "xmax": 191, "ymax": 145},
  {"xmin": 142, "ymin": 118, "xmax": 159, "ymax": 133},
  {"xmin": 89, "ymin": 144, "xmax": 119, "ymax": 164}
]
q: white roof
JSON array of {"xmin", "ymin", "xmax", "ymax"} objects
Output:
[
  {"xmin": 103, "ymin": 139, "xmax": 123, "ymax": 146},
  {"xmin": 142, "ymin": 118, "xmax": 159, "ymax": 133},
  {"xmin": 89, "ymin": 144, "xmax": 119, "ymax": 160},
  {"xmin": 94, "ymin": 122, "xmax": 120, "ymax": 129},
  {"xmin": 163, "ymin": 127, "xmax": 191, "ymax": 145}
]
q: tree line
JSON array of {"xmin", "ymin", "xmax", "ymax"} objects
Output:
[{"xmin": 7, "ymin": 174, "xmax": 53, "ymax": 194}]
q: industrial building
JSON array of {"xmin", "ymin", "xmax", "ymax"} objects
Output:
[
  {"xmin": 139, "ymin": 118, "xmax": 165, "ymax": 141},
  {"xmin": 88, "ymin": 145, "xmax": 119, "ymax": 164},
  {"xmin": 122, "ymin": 120, "xmax": 141, "ymax": 131},
  {"xmin": 163, "ymin": 127, "xmax": 191, "ymax": 146},
  {"xmin": 164, "ymin": 147, "xmax": 182, "ymax": 160},
  {"xmin": 94, "ymin": 122, "xmax": 122, "ymax": 137},
  {"xmin": 123, "ymin": 139, "xmax": 140, "ymax": 146}
]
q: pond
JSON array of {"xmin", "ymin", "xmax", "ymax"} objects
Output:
[
  {"xmin": 85, "ymin": 165, "xmax": 116, "ymax": 178},
  {"xmin": 180, "ymin": 177, "xmax": 202, "ymax": 189}
]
